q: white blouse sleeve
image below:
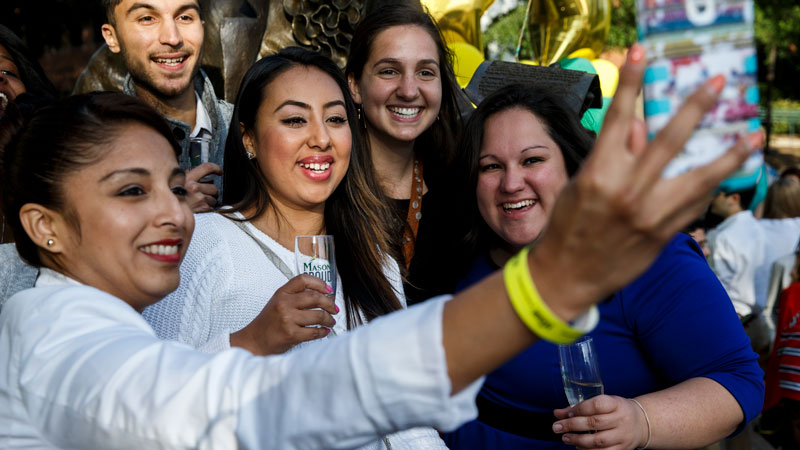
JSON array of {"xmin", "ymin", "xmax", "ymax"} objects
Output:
[{"xmin": 3, "ymin": 286, "xmax": 481, "ymax": 450}]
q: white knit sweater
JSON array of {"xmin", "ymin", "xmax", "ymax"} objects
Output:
[{"xmin": 143, "ymin": 212, "xmax": 446, "ymax": 450}]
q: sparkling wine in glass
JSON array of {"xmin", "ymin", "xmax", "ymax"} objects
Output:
[{"xmin": 559, "ymin": 336, "xmax": 603, "ymax": 406}]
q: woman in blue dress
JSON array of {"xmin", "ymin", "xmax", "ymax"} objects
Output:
[{"xmin": 444, "ymin": 84, "xmax": 765, "ymax": 450}]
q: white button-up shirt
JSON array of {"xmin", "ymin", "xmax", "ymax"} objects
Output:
[{"xmin": 707, "ymin": 210, "xmax": 766, "ymax": 316}]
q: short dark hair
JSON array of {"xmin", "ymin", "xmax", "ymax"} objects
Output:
[
  {"xmin": 454, "ymin": 84, "xmax": 594, "ymax": 253},
  {"xmin": 724, "ymin": 186, "xmax": 757, "ymax": 212},
  {"xmin": 344, "ymin": 2, "xmax": 463, "ymax": 183},
  {"xmin": 102, "ymin": 0, "xmax": 123, "ymax": 25},
  {"xmin": 0, "ymin": 25, "xmax": 57, "ymax": 99},
  {"xmin": 223, "ymin": 46, "xmax": 402, "ymax": 327},
  {"xmin": 1, "ymin": 92, "xmax": 180, "ymax": 267}
]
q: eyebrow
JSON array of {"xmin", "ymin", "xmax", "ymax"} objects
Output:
[
  {"xmin": 126, "ymin": 3, "xmax": 156, "ymax": 16},
  {"xmin": 0, "ymin": 55, "xmax": 15, "ymax": 64},
  {"xmin": 478, "ymin": 146, "xmax": 549, "ymax": 160},
  {"xmin": 372, "ymin": 58, "xmax": 440, "ymax": 69},
  {"xmin": 100, "ymin": 166, "xmax": 184, "ymax": 182},
  {"xmin": 126, "ymin": 2, "xmax": 200, "ymax": 17},
  {"xmin": 99, "ymin": 167, "xmax": 150, "ymax": 182},
  {"xmin": 520, "ymin": 145, "xmax": 549, "ymax": 152},
  {"xmin": 274, "ymin": 99, "xmax": 346, "ymax": 112}
]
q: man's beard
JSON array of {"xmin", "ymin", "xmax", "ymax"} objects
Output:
[{"xmin": 122, "ymin": 46, "xmax": 201, "ymax": 100}]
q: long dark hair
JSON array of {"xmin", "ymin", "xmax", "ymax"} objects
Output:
[
  {"xmin": 223, "ymin": 47, "xmax": 402, "ymax": 328},
  {"xmin": 455, "ymin": 84, "xmax": 594, "ymax": 253},
  {"xmin": 0, "ymin": 25, "xmax": 57, "ymax": 100},
  {"xmin": 345, "ymin": 2, "xmax": 462, "ymax": 185},
  {"xmin": 0, "ymin": 92, "xmax": 180, "ymax": 267}
]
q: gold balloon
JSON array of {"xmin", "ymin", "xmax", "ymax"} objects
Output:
[
  {"xmin": 529, "ymin": 0, "xmax": 611, "ymax": 66},
  {"xmin": 450, "ymin": 42, "xmax": 485, "ymax": 87},
  {"xmin": 420, "ymin": 0, "xmax": 495, "ymax": 49}
]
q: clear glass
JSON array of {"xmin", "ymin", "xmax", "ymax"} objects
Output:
[
  {"xmin": 294, "ymin": 235, "xmax": 337, "ymax": 336},
  {"xmin": 294, "ymin": 235, "xmax": 336, "ymax": 294},
  {"xmin": 559, "ymin": 335, "xmax": 604, "ymax": 406}
]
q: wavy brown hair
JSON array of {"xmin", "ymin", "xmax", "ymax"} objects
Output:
[
  {"xmin": 223, "ymin": 47, "xmax": 402, "ymax": 328},
  {"xmin": 345, "ymin": 2, "xmax": 463, "ymax": 187}
]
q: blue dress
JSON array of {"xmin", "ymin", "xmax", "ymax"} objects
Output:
[{"xmin": 443, "ymin": 234, "xmax": 764, "ymax": 449}]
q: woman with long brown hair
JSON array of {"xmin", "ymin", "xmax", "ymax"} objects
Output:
[
  {"xmin": 345, "ymin": 3, "xmax": 466, "ymax": 304},
  {"xmin": 142, "ymin": 47, "xmax": 446, "ymax": 448}
]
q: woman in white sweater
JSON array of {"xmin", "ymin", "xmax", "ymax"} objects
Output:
[{"xmin": 142, "ymin": 47, "xmax": 441, "ymax": 449}]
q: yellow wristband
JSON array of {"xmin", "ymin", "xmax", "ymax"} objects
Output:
[{"xmin": 503, "ymin": 246, "xmax": 599, "ymax": 344}]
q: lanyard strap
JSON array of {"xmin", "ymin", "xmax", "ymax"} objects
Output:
[
  {"xmin": 402, "ymin": 159, "xmax": 423, "ymax": 270},
  {"xmin": 227, "ymin": 217, "xmax": 295, "ymax": 280}
]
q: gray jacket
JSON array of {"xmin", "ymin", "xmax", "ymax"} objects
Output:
[
  {"xmin": 123, "ymin": 70, "xmax": 234, "ymax": 196},
  {"xmin": 0, "ymin": 244, "xmax": 38, "ymax": 312}
]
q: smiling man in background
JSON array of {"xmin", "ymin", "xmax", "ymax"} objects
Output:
[{"xmin": 101, "ymin": 0, "xmax": 232, "ymax": 211}]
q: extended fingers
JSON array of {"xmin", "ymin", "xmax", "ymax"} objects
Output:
[
  {"xmin": 635, "ymin": 75, "xmax": 725, "ymax": 183},
  {"xmin": 644, "ymin": 132, "xmax": 761, "ymax": 238},
  {"xmin": 595, "ymin": 44, "xmax": 646, "ymax": 155},
  {"xmin": 681, "ymin": 131, "xmax": 763, "ymax": 193}
]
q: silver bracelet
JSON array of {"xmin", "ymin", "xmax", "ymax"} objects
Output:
[{"xmin": 629, "ymin": 398, "xmax": 652, "ymax": 449}]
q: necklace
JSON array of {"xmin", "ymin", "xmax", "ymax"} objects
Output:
[{"xmin": 402, "ymin": 159, "xmax": 423, "ymax": 270}]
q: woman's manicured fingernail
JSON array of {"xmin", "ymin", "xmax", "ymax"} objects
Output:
[
  {"xmin": 326, "ymin": 328, "xmax": 331, "ymax": 335},
  {"xmin": 706, "ymin": 74, "xmax": 726, "ymax": 95},
  {"xmin": 553, "ymin": 423, "xmax": 563, "ymax": 432},
  {"xmin": 629, "ymin": 44, "xmax": 644, "ymax": 63},
  {"xmin": 326, "ymin": 284, "xmax": 333, "ymax": 293},
  {"xmin": 335, "ymin": 305, "xmax": 340, "ymax": 314}
]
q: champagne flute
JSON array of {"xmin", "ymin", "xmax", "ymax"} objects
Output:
[
  {"xmin": 559, "ymin": 336, "xmax": 603, "ymax": 406},
  {"xmin": 294, "ymin": 235, "xmax": 337, "ymax": 335}
]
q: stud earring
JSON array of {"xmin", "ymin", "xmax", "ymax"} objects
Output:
[
  {"xmin": 46, "ymin": 239, "xmax": 54, "ymax": 247},
  {"xmin": 246, "ymin": 151, "xmax": 255, "ymax": 160}
]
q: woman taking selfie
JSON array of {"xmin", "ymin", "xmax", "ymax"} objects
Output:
[
  {"xmin": 345, "ymin": 4, "xmax": 465, "ymax": 304},
  {"xmin": 0, "ymin": 46, "xmax": 762, "ymax": 448},
  {"xmin": 443, "ymin": 85, "xmax": 764, "ymax": 450}
]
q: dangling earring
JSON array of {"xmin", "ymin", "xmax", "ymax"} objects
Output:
[
  {"xmin": 357, "ymin": 105, "xmax": 367, "ymax": 130},
  {"xmin": 246, "ymin": 151, "xmax": 255, "ymax": 160}
]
